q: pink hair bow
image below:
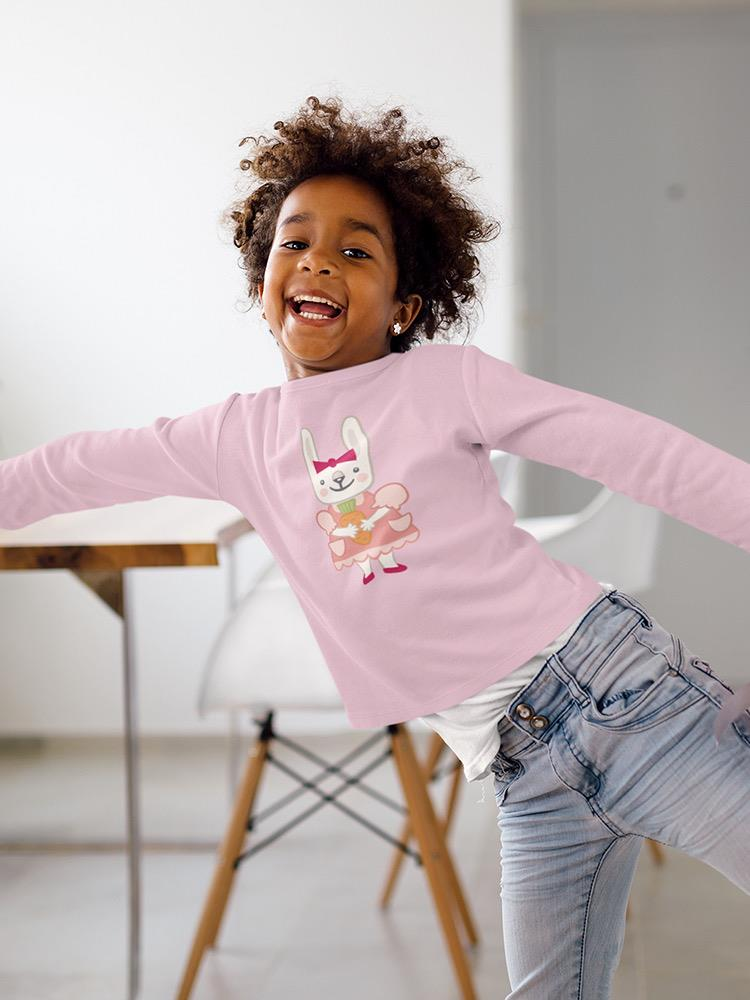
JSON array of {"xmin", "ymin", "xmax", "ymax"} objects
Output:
[{"xmin": 313, "ymin": 448, "xmax": 356, "ymax": 474}]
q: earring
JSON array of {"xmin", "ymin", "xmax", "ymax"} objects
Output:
[{"xmin": 393, "ymin": 322, "xmax": 402, "ymax": 336}]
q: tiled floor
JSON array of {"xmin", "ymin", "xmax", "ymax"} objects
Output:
[{"xmin": 0, "ymin": 733, "xmax": 748, "ymax": 999}]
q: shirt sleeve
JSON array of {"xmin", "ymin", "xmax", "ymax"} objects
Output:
[
  {"xmin": 0, "ymin": 392, "xmax": 240, "ymax": 530},
  {"xmin": 461, "ymin": 344, "xmax": 750, "ymax": 555}
]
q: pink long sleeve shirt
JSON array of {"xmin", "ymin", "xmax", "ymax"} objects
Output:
[{"xmin": 2, "ymin": 343, "xmax": 749, "ymax": 729}]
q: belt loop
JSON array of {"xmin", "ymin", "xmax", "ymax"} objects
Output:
[{"xmin": 611, "ymin": 589, "xmax": 653, "ymax": 629}]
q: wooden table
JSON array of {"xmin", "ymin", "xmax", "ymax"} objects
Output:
[{"xmin": 0, "ymin": 496, "xmax": 253, "ymax": 1000}]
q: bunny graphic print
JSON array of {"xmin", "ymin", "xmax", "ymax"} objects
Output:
[{"xmin": 301, "ymin": 416, "xmax": 420, "ymax": 585}]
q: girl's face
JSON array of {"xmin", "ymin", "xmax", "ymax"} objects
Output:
[{"xmin": 258, "ymin": 173, "xmax": 422, "ymax": 380}]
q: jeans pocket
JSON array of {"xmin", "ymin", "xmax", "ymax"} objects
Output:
[
  {"xmin": 580, "ymin": 619, "xmax": 697, "ymax": 729},
  {"xmin": 491, "ymin": 750, "xmax": 525, "ymax": 808}
]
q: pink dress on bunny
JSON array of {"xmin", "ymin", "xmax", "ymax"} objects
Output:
[{"xmin": 316, "ymin": 483, "xmax": 420, "ymax": 570}]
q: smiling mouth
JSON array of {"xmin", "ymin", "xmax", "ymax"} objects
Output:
[
  {"xmin": 288, "ymin": 300, "xmax": 345, "ymax": 323},
  {"xmin": 330, "ymin": 480, "xmax": 353, "ymax": 491}
]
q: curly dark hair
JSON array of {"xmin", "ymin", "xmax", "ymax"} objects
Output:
[{"xmin": 219, "ymin": 93, "xmax": 503, "ymax": 353}]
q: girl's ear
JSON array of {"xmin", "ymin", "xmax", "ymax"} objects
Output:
[{"xmin": 393, "ymin": 293, "xmax": 423, "ymax": 336}]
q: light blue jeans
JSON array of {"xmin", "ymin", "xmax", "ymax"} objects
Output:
[{"xmin": 491, "ymin": 588, "xmax": 750, "ymax": 999}]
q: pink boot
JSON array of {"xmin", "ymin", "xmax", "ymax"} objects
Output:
[
  {"xmin": 363, "ymin": 571, "xmax": 375, "ymax": 585},
  {"xmin": 383, "ymin": 563, "xmax": 407, "ymax": 574}
]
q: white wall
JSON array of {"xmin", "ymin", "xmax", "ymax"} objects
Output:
[
  {"xmin": 519, "ymin": 7, "xmax": 750, "ymax": 678},
  {"xmin": 0, "ymin": 0, "xmax": 517, "ymax": 734}
]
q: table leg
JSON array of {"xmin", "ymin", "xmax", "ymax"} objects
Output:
[
  {"xmin": 225, "ymin": 544, "xmax": 242, "ymax": 805},
  {"xmin": 121, "ymin": 570, "xmax": 141, "ymax": 1000},
  {"xmin": 73, "ymin": 567, "xmax": 143, "ymax": 999}
]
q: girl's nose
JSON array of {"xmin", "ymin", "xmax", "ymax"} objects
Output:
[{"xmin": 299, "ymin": 250, "xmax": 338, "ymax": 273}]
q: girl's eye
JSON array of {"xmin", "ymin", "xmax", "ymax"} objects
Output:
[{"xmin": 281, "ymin": 241, "xmax": 369, "ymax": 259}]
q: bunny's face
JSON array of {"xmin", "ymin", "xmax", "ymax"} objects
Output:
[
  {"xmin": 301, "ymin": 416, "xmax": 374, "ymax": 503},
  {"xmin": 310, "ymin": 453, "xmax": 372, "ymax": 503}
]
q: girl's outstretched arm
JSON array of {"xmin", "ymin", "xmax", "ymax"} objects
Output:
[
  {"xmin": 0, "ymin": 392, "xmax": 240, "ymax": 530},
  {"xmin": 461, "ymin": 345, "xmax": 750, "ymax": 742},
  {"xmin": 462, "ymin": 345, "xmax": 750, "ymax": 556}
]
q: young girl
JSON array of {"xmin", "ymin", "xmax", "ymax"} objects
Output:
[{"xmin": 2, "ymin": 94, "xmax": 749, "ymax": 997}]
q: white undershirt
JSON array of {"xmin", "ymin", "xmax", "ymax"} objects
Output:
[{"xmin": 418, "ymin": 581, "xmax": 615, "ymax": 782}]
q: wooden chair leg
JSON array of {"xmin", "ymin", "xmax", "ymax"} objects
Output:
[
  {"xmin": 380, "ymin": 732, "xmax": 463, "ymax": 908},
  {"xmin": 389, "ymin": 724, "xmax": 479, "ymax": 1000},
  {"xmin": 174, "ymin": 734, "xmax": 269, "ymax": 1000},
  {"xmin": 414, "ymin": 735, "xmax": 478, "ymax": 946},
  {"xmin": 384, "ymin": 732, "xmax": 477, "ymax": 947},
  {"xmin": 380, "ymin": 730, "xmax": 446, "ymax": 907}
]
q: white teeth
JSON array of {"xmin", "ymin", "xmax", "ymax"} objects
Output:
[
  {"xmin": 298, "ymin": 310, "xmax": 336, "ymax": 320},
  {"xmin": 292, "ymin": 294, "xmax": 343, "ymax": 310}
]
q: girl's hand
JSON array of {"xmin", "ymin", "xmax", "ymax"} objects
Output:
[{"xmin": 360, "ymin": 517, "xmax": 375, "ymax": 531}]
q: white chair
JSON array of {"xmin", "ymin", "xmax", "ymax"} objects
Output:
[
  {"xmin": 178, "ymin": 450, "xmax": 665, "ymax": 999},
  {"xmin": 510, "ymin": 480, "xmax": 663, "ymax": 595}
]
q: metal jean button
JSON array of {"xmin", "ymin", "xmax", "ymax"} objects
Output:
[
  {"xmin": 531, "ymin": 715, "xmax": 549, "ymax": 730},
  {"xmin": 515, "ymin": 703, "xmax": 533, "ymax": 720}
]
